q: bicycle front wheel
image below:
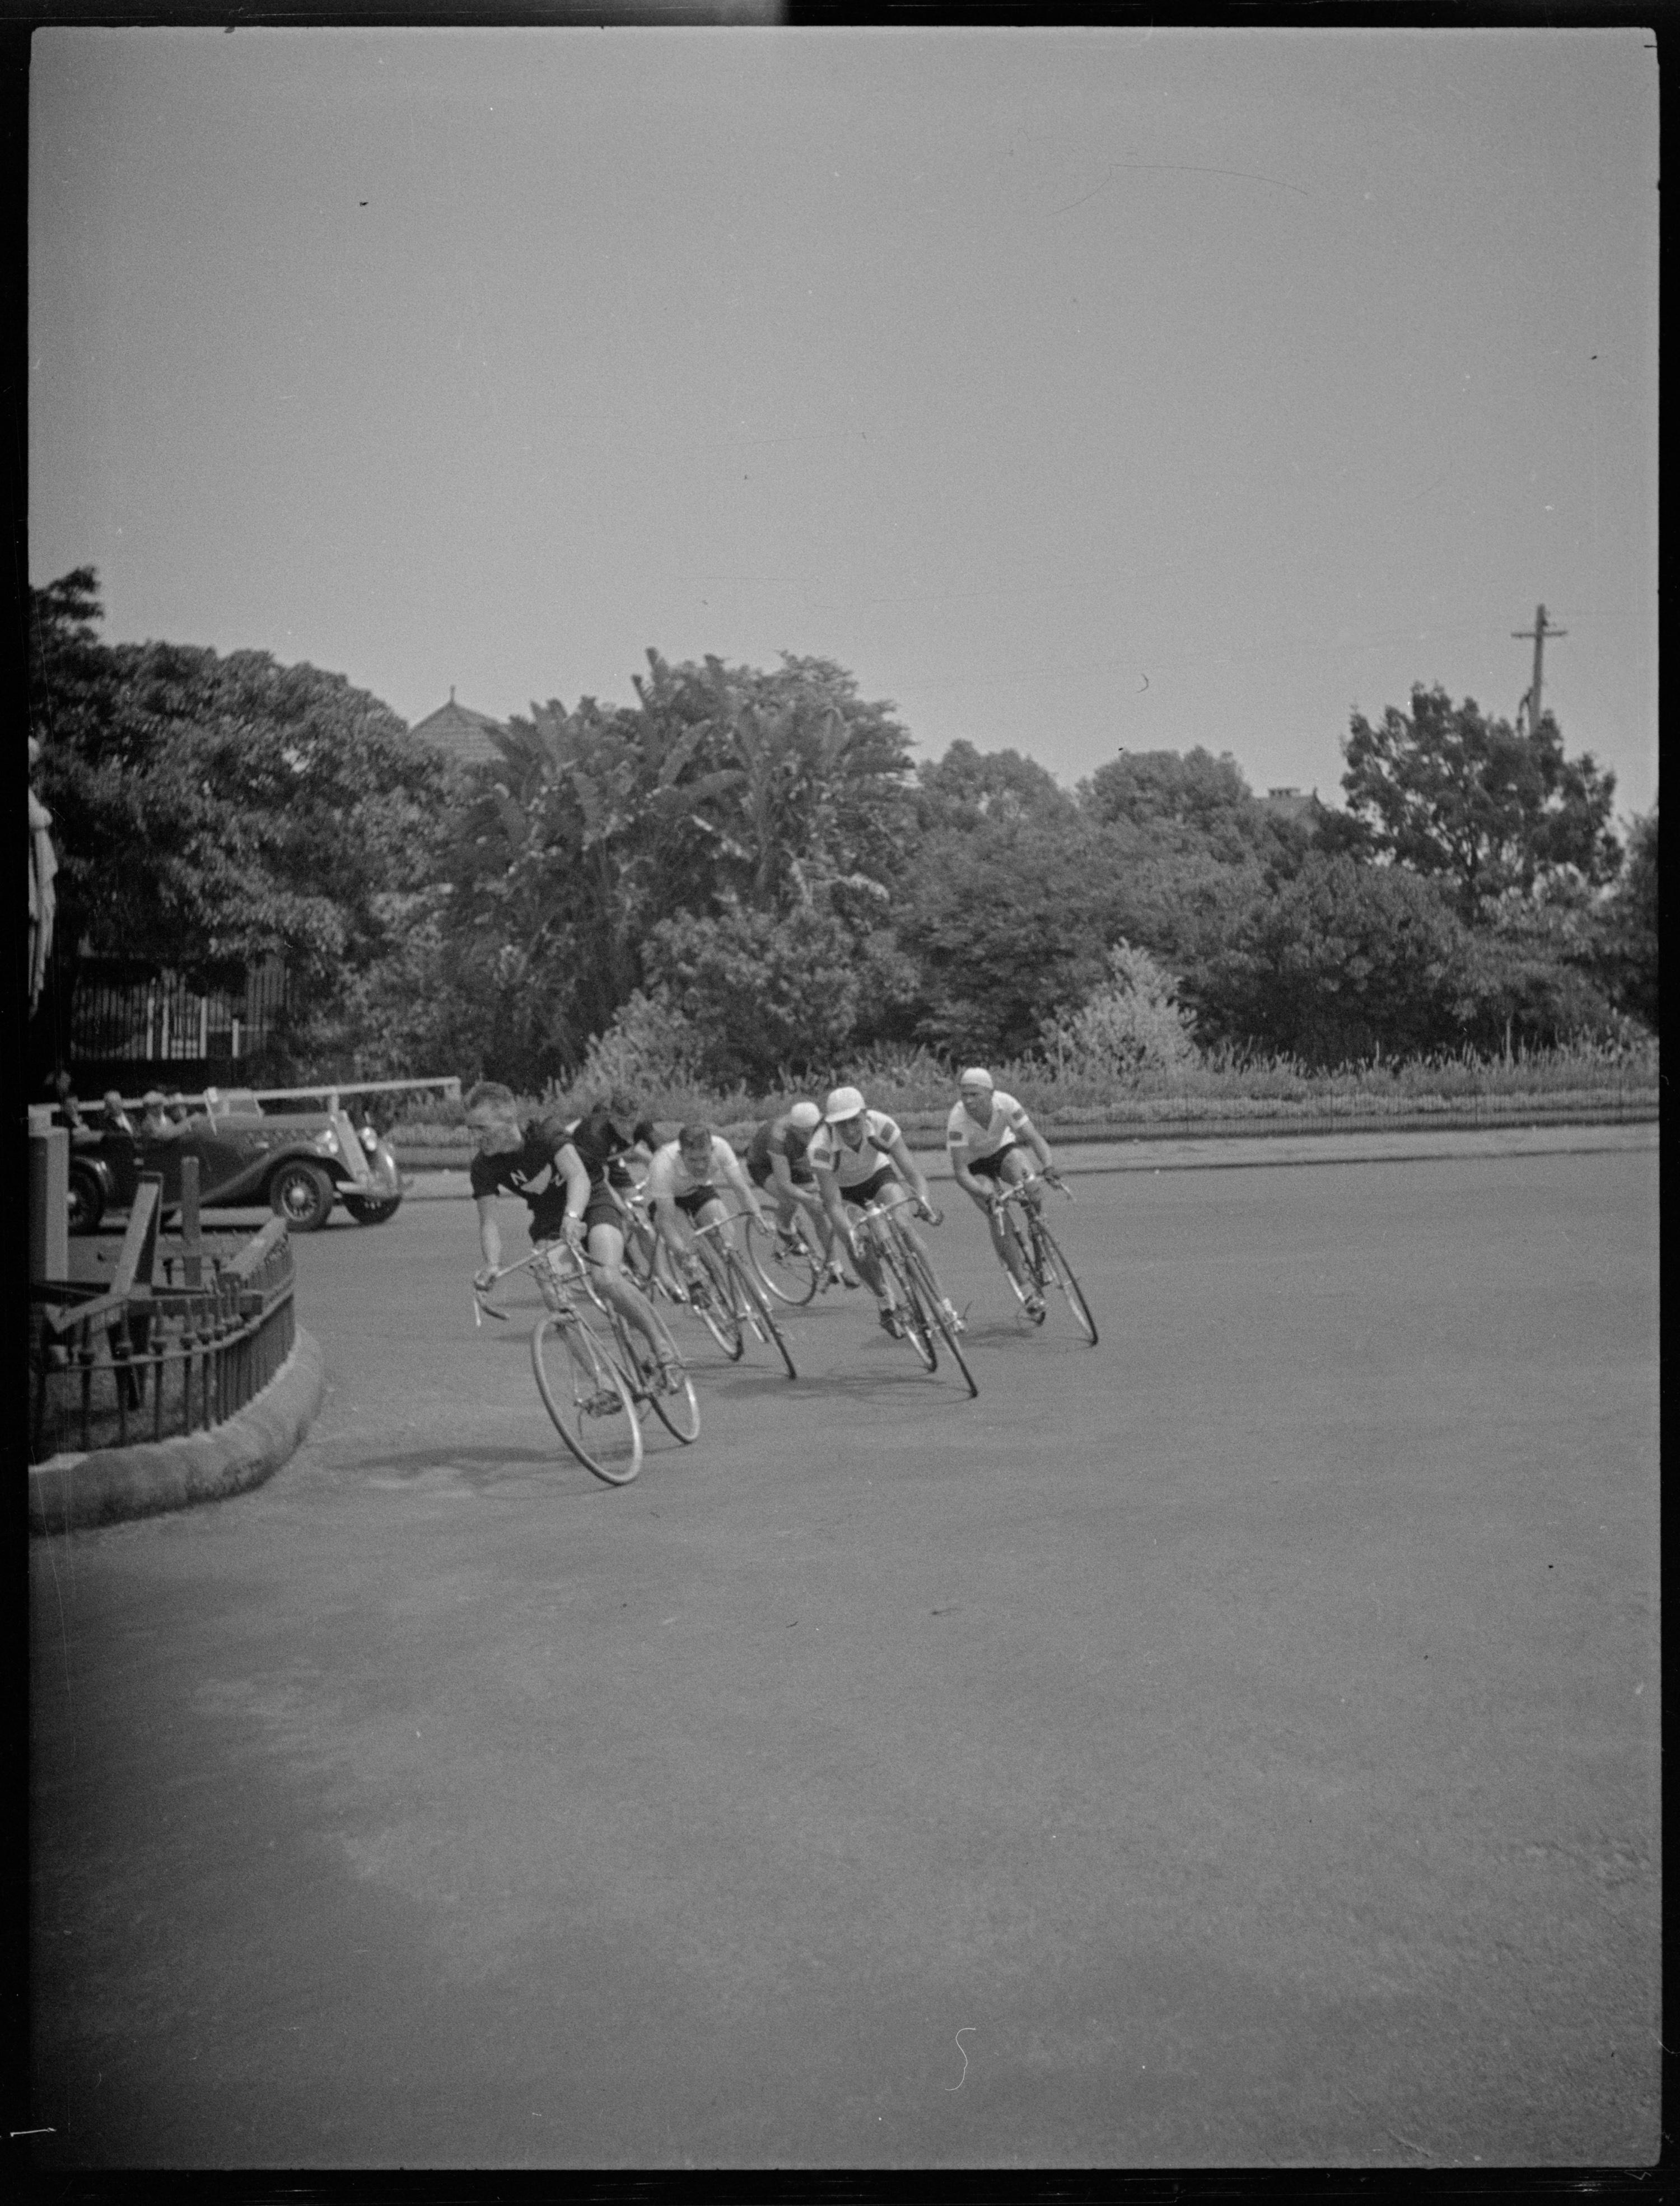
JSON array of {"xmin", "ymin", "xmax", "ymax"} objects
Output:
[
  {"xmin": 686, "ymin": 1239, "xmax": 745, "ymax": 1360},
  {"xmin": 1032, "ymin": 1218, "xmax": 1098, "ymax": 1345},
  {"xmin": 727, "ymin": 1251, "xmax": 798, "ymax": 1380},
  {"xmin": 875, "ymin": 1235, "xmax": 937, "ymax": 1373},
  {"xmin": 900, "ymin": 1242, "xmax": 978, "ymax": 1398},
  {"xmin": 633, "ymin": 1305, "xmax": 702, "ymax": 1443},
  {"xmin": 531, "ymin": 1317, "xmax": 643, "ymax": 1484},
  {"xmin": 744, "ymin": 1214, "xmax": 821, "ymax": 1307}
]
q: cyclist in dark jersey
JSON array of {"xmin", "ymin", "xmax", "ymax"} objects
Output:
[
  {"xmin": 467, "ymin": 1080, "xmax": 674, "ymax": 1381},
  {"xmin": 745, "ymin": 1100, "xmax": 852, "ymax": 1287}
]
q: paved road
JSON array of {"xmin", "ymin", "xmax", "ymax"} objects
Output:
[{"xmin": 29, "ymin": 1147, "xmax": 1660, "ymax": 2168}]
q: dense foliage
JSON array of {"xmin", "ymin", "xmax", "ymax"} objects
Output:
[{"xmin": 27, "ymin": 568, "xmax": 1655, "ymax": 1090}]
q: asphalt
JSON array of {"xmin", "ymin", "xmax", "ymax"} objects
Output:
[{"xmin": 27, "ymin": 1140, "xmax": 1661, "ymax": 2169}]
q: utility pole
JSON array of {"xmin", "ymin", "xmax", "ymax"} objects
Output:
[{"xmin": 1511, "ymin": 603, "xmax": 1566, "ymax": 734}]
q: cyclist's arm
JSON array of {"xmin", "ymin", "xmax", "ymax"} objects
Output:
[
  {"xmin": 1012, "ymin": 1110, "xmax": 1055, "ymax": 1174},
  {"xmin": 652, "ymin": 1194, "xmax": 701, "ymax": 1258},
  {"xmin": 885, "ymin": 1131, "xmax": 934, "ymax": 1209},
  {"xmin": 549, "ymin": 1143, "xmax": 594, "ymax": 1237},
  {"xmin": 770, "ymin": 1149, "xmax": 823, "ymax": 1212},
  {"xmin": 721, "ymin": 1151, "xmax": 768, "ymax": 1225},
  {"xmin": 474, "ymin": 1193, "xmax": 503, "ymax": 1275},
  {"xmin": 949, "ymin": 1143, "xmax": 989, "ymax": 1205},
  {"xmin": 814, "ymin": 1163, "xmax": 854, "ymax": 1248}
]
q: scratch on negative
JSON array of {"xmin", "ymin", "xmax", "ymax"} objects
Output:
[{"xmin": 948, "ymin": 2027, "xmax": 976, "ymax": 2091}]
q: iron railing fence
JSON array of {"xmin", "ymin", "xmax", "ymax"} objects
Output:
[
  {"xmin": 68, "ymin": 959, "xmax": 288, "ymax": 1065},
  {"xmin": 30, "ymin": 1219, "xmax": 296, "ymax": 1465}
]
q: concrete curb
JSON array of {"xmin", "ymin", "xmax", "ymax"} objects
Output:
[{"xmin": 29, "ymin": 1328, "xmax": 328, "ymax": 1536}]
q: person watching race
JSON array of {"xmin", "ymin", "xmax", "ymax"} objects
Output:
[
  {"xmin": 467, "ymin": 1080, "xmax": 680, "ymax": 1388},
  {"xmin": 808, "ymin": 1085, "xmax": 964, "ymax": 1338},
  {"xmin": 646, "ymin": 1123, "xmax": 768, "ymax": 1290},
  {"xmin": 745, "ymin": 1100, "xmax": 853, "ymax": 1289},
  {"xmin": 946, "ymin": 1066, "xmax": 1060, "ymax": 1322}
]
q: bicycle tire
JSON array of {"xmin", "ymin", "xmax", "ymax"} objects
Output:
[
  {"xmin": 726, "ymin": 1251, "xmax": 798, "ymax": 1380},
  {"xmin": 995, "ymin": 1206, "xmax": 1040, "ymax": 1317},
  {"xmin": 687, "ymin": 1238, "xmax": 745, "ymax": 1360},
  {"xmin": 1030, "ymin": 1217, "xmax": 1098, "ymax": 1345},
  {"xmin": 743, "ymin": 1214, "xmax": 822, "ymax": 1307},
  {"xmin": 900, "ymin": 1240, "xmax": 979, "ymax": 1398},
  {"xmin": 531, "ymin": 1316, "xmax": 643, "ymax": 1484},
  {"xmin": 873, "ymin": 1232, "xmax": 937, "ymax": 1373},
  {"xmin": 628, "ymin": 1304, "xmax": 702, "ymax": 1442}
]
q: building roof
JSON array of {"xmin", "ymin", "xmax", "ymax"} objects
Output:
[
  {"xmin": 407, "ymin": 690, "xmax": 508, "ymax": 769},
  {"xmin": 1259, "ymin": 786, "xmax": 1324, "ymax": 823}
]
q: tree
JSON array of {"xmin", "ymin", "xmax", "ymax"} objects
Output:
[
  {"xmin": 1079, "ymin": 745, "xmax": 1301, "ymax": 868},
  {"xmin": 1341, "ymin": 686, "xmax": 1620, "ymax": 915},
  {"xmin": 27, "ymin": 569, "xmax": 460, "ymax": 1069},
  {"xmin": 1191, "ymin": 854, "xmax": 1473, "ymax": 1066},
  {"xmin": 914, "ymin": 740, "xmax": 1076, "ymax": 834},
  {"xmin": 1592, "ymin": 803, "xmax": 1658, "ymax": 1031}
]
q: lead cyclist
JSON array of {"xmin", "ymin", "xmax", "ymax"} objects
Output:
[
  {"xmin": 946, "ymin": 1066, "xmax": 1060, "ymax": 1322},
  {"xmin": 808, "ymin": 1085, "xmax": 965, "ymax": 1339}
]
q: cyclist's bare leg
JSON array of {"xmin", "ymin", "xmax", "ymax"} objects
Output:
[
  {"xmin": 841, "ymin": 1200, "xmax": 887, "ymax": 1298},
  {"xmin": 879, "ymin": 1181, "xmax": 958, "ymax": 1312},
  {"xmin": 990, "ymin": 1148, "xmax": 1038, "ymax": 1289},
  {"xmin": 587, "ymin": 1221, "xmax": 674, "ymax": 1365}
]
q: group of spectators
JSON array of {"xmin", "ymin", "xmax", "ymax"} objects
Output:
[{"xmin": 46, "ymin": 1073, "xmax": 198, "ymax": 1140}]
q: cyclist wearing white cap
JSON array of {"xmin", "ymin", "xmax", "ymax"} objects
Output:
[
  {"xmin": 948, "ymin": 1067, "xmax": 1060, "ymax": 1321},
  {"xmin": 809, "ymin": 1086, "xmax": 964, "ymax": 1338},
  {"xmin": 745, "ymin": 1100, "xmax": 851, "ymax": 1288}
]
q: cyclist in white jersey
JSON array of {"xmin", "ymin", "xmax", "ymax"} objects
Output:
[
  {"xmin": 809, "ymin": 1085, "xmax": 964, "ymax": 1339},
  {"xmin": 947, "ymin": 1066, "xmax": 1060, "ymax": 1321},
  {"xmin": 646, "ymin": 1123, "xmax": 768, "ymax": 1281}
]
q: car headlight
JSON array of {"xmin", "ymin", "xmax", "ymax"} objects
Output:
[
  {"xmin": 359, "ymin": 1125, "xmax": 380, "ymax": 1152},
  {"xmin": 311, "ymin": 1130, "xmax": 339, "ymax": 1157}
]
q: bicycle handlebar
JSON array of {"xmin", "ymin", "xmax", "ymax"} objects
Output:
[{"xmin": 988, "ymin": 1169, "xmax": 1071, "ymax": 1212}]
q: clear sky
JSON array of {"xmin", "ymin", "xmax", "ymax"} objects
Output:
[{"xmin": 30, "ymin": 24, "xmax": 1659, "ymax": 819}]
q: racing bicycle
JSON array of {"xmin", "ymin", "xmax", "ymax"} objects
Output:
[
  {"xmin": 473, "ymin": 1239, "xmax": 700, "ymax": 1484},
  {"xmin": 850, "ymin": 1197, "xmax": 978, "ymax": 1398},
  {"xmin": 989, "ymin": 1173, "xmax": 1098, "ymax": 1345},
  {"xmin": 668, "ymin": 1212, "xmax": 799, "ymax": 1379}
]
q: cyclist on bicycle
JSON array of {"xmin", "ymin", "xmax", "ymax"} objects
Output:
[
  {"xmin": 947, "ymin": 1066, "xmax": 1060, "ymax": 1322},
  {"xmin": 808, "ymin": 1085, "xmax": 964, "ymax": 1339},
  {"xmin": 467, "ymin": 1081, "xmax": 680, "ymax": 1386},
  {"xmin": 646, "ymin": 1123, "xmax": 769, "ymax": 1295},
  {"xmin": 745, "ymin": 1100, "xmax": 854, "ymax": 1290}
]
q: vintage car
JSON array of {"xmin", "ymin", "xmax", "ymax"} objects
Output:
[{"xmin": 64, "ymin": 1079, "xmax": 456, "ymax": 1235}]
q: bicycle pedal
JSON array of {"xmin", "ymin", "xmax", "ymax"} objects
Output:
[{"xmin": 585, "ymin": 1391, "xmax": 624, "ymax": 1416}]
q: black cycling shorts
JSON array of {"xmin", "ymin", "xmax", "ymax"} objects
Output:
[
  {"xmin": 530, "ymin": 1186, "xmax": 624, "ymax": 1243},
  {"xmin": 749, "ymin": 1155, "xmax": 814, "ymax": 1191},
  {"xmin": 840, "ymin": 1164, "xmax": 899, "ymax": 1210},
  {"xmin": 959, "ymin": 1142, "xmax": 1021, "ymax": 1183},
  {"xmin": 671, "ymin": 1184, "xmax": 720, "ymax": 1219}
]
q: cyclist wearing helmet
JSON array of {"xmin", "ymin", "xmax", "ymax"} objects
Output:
[
  {"xmin": 745, "ymin": 1099, "xmax": 852, "ymax": 1289},
  {"xmin": 808, "ymin": 1086, "xmax": 964, "ymax": 1339},
  {"xmin": 948, "ymin": 1066, "xmax": 1059, "ymax": 1322}
]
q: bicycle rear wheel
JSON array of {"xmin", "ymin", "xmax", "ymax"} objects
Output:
[
  {"xmin": 1032, "ymin": 1218, "xmax": 1098, "ymax": 1345},
  {"xmin": 531, "ymin": 1316, "xmax": 643, "ymax": 1484},
  {"xmin": 727, "ymin": 1251, "xmax": 798, "ymax": 1379},
  {"xmin": 875, "ymin": 1235, "xmax": 937, "ymax": 1373},
  {"xmin": 900, "ymin": 1242, "xmax": 979, "ymax": 1398},
  {"xmin": 744, "ymin": 1214, "xmax": 821, "ymax": 1306}
]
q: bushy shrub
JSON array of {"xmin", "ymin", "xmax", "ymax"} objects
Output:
[{"xmin": 1038, "ymin": 941, "xmax": 1200, "ymax": 1083}]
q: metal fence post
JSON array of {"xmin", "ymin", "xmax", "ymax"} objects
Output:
[
  {"xmin": 180, "ymin": 1155, "xmax": 203, "ymax": 1288},
  {"xmin": 29, "ymin": 1127, "xmax": 69, "ymax": 1284}
]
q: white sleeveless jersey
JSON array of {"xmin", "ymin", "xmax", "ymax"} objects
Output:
[
  {"xmin": 645, "ymin": 1134, "xmax": 739, "ymax": 1203},
  {"xmin": 946, "ymin": 1089, "xmax": 1029, "ymax": 1164},
  {"xmin": 806, "ymin": 1108, "xmax": 902, "ymax": 1191}
]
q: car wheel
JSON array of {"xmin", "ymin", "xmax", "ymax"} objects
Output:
[
  {"xmin": 268, "ymin": 1160, "xmax": 336, "ymax": 1232},
  {"xmin": 67, "ymin": 1164, "xmax": 105, "ymax": 1235},
  {"xmin": 343, "ymin": 1195, "xmax": 402, "ymax": 1226}
]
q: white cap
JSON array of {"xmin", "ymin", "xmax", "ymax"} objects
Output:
[
  {"xmin": 824, "ymin": 1085, "xmax": 866, "ymax": 1122},
  {"xmin": 787, "ymin": 1101, "xmax": 822, "ymax": 1132},
  {"xmin": 958, "ymin": 1067, "xmax": 994, "ymax": 1089}
]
